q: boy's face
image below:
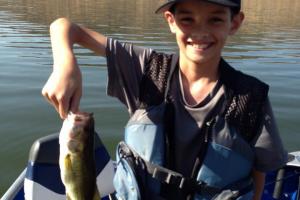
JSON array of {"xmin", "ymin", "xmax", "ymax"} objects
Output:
[{"xmin": 164, "ymin": 0, "xmax": 244, "ymax": 66}]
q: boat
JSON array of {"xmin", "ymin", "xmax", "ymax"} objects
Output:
[
  {"xmin": 1, "ymin": 133, "xmax": 300, "ymax": 200},
  {"xmin": 1, "ymin": 133, "xmax": 115, "ymax": 200}
]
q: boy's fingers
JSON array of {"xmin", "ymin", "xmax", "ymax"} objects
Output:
[
  {"xmin": 41, "ymin": 84, "xmax": 52, "ymax": 104},
  {"xmin": 43, "ymin": 91, "xmax": 68, "ymax": 119},
  {"xmin": 42, "ymin": 91, "xmax": 51, "ymax": 105},
  {"xmin": 58, "ymin": 104, "xmax": 68, "ymax": 119},
  {"xmin": 41, "ymin": 76, "xmax": 60, "ymax": 110},
  {"xmin": 43, "ymin": 93, "xmax": 57, "ymax": 109},
  {"xmin": 46, "ymin": 94, "xmax": 61, "ymax": 116},
  {"xmin": 58, "ymin": 96, "xmax": 70, "ymax": 119},
  {"xmin": 52, "ymin": 97, "xmax": 60, "ymax": 115},
  {"xmin": 70, "ymin": 90, "xmax": 82, "ymax": 114},
  {"xmin": 42, "ymin": 86, "xmax": 60, "ymax": 113}
]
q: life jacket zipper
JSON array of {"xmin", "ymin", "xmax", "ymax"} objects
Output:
[
  {"xmin": 187, "ymin": 118, "xmax": 216, "ymax": 200},
  {"xmin": 204, "ymin": 118, "xmax": 216, "ymax": 143}
]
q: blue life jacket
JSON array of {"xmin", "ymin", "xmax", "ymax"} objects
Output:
[{"xmin": 113, "ymin": 52, "xmax": 269, "ymax": 200}]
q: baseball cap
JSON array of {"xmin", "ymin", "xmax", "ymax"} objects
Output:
[{"xmin": 155, "ymin": 0, "xmax": 241, "ymax": 14}]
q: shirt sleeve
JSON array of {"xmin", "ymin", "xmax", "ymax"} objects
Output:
[
  {"xmin": 253, "ymin": 98, "xmax": 288, "ymax": 172},
  {"xmin": 105, "ymin": 38, "xmax": 153, "ymax": 114}
]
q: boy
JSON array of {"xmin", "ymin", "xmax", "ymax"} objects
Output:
[{"xmin": 42, "ymin": 0, "xmax": 287, "ymax": 199}]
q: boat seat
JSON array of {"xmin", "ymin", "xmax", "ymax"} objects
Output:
[{"xmin": 24, "ymin": 133, "xmax": 115, "ymax": 200}]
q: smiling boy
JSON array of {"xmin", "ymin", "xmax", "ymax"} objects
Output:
[
  {"xmin": 42, "ymin": 0, "xmax": 287, "ymax": 199},
  {"xmin": 162, "ymin": 0, "xmax": 242, "ymax": 106}
]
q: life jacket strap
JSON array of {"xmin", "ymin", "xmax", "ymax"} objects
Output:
[
  {"xmin": 119, "ymin": 142, "xmax": 222, "ymax": 195},
  {"xmin": 118, "ymin": 141, "xmax": 254, "ymax": 198},
  {"xmin": 149, "ymin": 161, "xmax": 220, "ymax": 194},
  {"xmin": 148, "ymin": 157, "xmax": 254, "ymax": 199}
]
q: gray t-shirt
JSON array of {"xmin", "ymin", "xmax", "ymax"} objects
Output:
[{"xmin": 106, "ymin": 38, "xmax": 287, "ymax": 176}]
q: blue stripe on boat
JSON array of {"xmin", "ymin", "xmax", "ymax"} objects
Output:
[{"xmin": 13, "ymin": 186, "xmax": 25, "ymax": 200}]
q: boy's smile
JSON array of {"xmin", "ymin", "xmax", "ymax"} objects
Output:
[{"xmin": 165, "ymin": 0, "xmax": 243, "ymax": 69}]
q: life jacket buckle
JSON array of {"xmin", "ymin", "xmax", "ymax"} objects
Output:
[{"xmin": 152, "ymin": 167, "xmax": 187, "ymax": 189}]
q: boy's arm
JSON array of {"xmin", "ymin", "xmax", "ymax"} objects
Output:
[
  {"xmin": 50, "ymin": 18, "xmax": 107, "ymax": 63},
  {"xmin": 252, "ymin": 169, "xmax": 265, "ymax": 200},
  {"xmin": 42, "ymin": 18, "xmax": 107, "ymax": 119}
]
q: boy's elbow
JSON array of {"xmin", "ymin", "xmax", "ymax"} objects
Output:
[
  {"xmin": 49, "ymin": 18, "xmax": 81, "ymax": 43},
  {"xmin": 50, "ymin": 18, "xmax": 71, "ymax": 33}
]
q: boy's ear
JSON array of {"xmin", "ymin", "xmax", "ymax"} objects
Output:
[
  {"xmin": 164, "ymin": 11, "xmax": 177, "ymax": 34},
  {"xmin": 229, "ymin": 12, "xmax": 245, "ymax": 35}
]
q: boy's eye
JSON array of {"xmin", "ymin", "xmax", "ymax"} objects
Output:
[
  {"xmin": 210, "ymin": 17, "xmax": 225, "ymax": 24},
  {"xmin": 180, "ymin": 17, "xmax": 194, "ymax": 24}
]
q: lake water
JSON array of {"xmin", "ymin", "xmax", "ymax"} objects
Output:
[{"xmin": 0, "ymin": 0, "xmax": 300, "ymax": 195}]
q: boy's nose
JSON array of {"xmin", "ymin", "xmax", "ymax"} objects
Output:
[{"xmin": 190, "ymin": 31, "xmax": 209, "ymax": 41}]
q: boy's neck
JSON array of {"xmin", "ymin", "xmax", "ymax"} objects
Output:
[
  {"xmin": 179, "ymin": 56, "xmax": 220, "ymax": 83},
  {"xmin": 179, "ymin": 55, "xmax": 221, "ymax": 105}
]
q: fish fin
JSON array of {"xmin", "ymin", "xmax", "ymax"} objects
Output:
[
  {"xmin": 66, "ymin": 193, "xmax": 72, "ymax": 200},
  {"xmin": 62, "ymin": 154, "xmax": 74, "ymax": 184},
  {"xmin": 93, "ymin": 187, "xmax": 101, "ymax": 200},
  {"xmin": 64, "ymin": 154, "xmax": 72, "ymax": 170}
]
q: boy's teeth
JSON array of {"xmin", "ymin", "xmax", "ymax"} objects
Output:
[{"xmin": 193, "ymin": 44, "xmax": 209, "ymax": 49}]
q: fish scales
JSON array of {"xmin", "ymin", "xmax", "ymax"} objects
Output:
[{"xmin": 59, "ymin": 112, "xmax": 101, "ymax": 200}]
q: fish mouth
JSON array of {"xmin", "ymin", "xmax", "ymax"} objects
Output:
[{"xmin": 65, "ymin": 112, "xmax": 92, "ymax": 135}]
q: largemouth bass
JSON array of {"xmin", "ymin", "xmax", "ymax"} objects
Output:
[{"xmin": 59, "ymin": 112, "xmax": 101, "ymax": 200}]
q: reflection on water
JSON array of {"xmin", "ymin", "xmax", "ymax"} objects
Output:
[
  {"xmin": 243, "ymin": 0, "xmax": 300, "ymax": 28},
  {"xmin": 0, "ymin": 0, "xmax": 300, "ymax": 195},
  {"xmin": 2, "ymin": 0, "xmax": 300, "ymax": 29}
]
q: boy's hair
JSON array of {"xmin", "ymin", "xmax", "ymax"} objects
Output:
[
  {"xmin": 230, "ymin": 6, "xmax": 241, "ymax": 17},
  {"xmin": 169, "ymin": 3, "xmax": 241, "ymax": 19}
]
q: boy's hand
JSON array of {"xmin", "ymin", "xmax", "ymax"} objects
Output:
[
  {"xmin": 42, "ymin": 61, "xmax": 82, "ymax": 119},
  {"xmin": 42, "ymin": 18, "xmax": 107, "ymax": 119}
]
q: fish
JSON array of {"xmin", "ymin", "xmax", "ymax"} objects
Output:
[{"xmin": 59, "ymin": 112, "xmax": 101, "ymax": 200}]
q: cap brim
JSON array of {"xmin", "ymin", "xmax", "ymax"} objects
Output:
[
  {"xmin": 208, "ymin": 0, "xmax": 239, "ymax": 7},
  {"xmin": 155, "ymin": 0, "xmax": 240, "ymax": 14},
  {"xmin": 155, "ymin": 1, "xmax": 177, "ymax": 14}
]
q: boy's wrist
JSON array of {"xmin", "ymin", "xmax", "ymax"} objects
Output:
[{"xmin": 53, "ymin": 52, "xmax": 78, "ymax": 71}]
